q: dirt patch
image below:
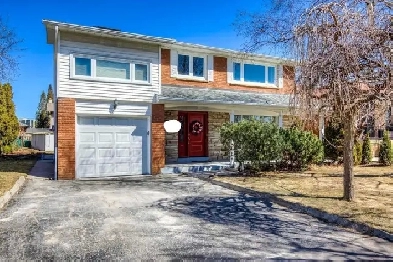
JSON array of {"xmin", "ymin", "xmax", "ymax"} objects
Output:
[{"xmin": 216, "ymin": 165, "xmax": 393, "ymax": 234}]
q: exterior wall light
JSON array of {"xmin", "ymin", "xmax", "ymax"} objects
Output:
[{"xmin": 164, "ymin": 120, "xmax": 181, "ymax": 133}]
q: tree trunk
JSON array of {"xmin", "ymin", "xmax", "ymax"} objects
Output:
[{"xmin": 343, "ymin": 113, "xmax": 355, "ymax": 201}]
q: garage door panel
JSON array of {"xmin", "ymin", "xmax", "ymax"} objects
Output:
[
  {"xmin": 79, "ymin": 164, "xmax": 96, "ymax": 177},
  {"xmin": 80, "ymin": 133, "xmax": 96, "ymax": 143},
  {"xmin": 115, "ymin": 147, "xmax": 131, "ymax": 157},
  {"xmin": 116, "ymin": 133, "xmax": 130, "ymax": 143},
  {"xmin": 99, "ymin": 163, "xmax": 115, "ymax": 174},
  {"xmin": 79, "ymin": 147, "xmax": 96, "ymax": 159},
  {"xmin": 116, "ymin": 162, "xmax": 131, "ymax": 173},
  {"xmin": 98, "ymin": 147, "xmax": 115, "ymax": 158},
  {"xmin": 98, "ymin": 133, "xmax": 114, "ymax": 143},
  {"xmin": 77, "ymin": 116, "xmax": 148, "ymax": 178}
]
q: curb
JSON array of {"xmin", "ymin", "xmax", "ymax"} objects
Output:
[
  {"xmin": 199, "ymin": 176, "xmax": 393, "ymax": 242},
  {"xmin": 0, "ymin": 176, "xmax": 26, "ymax": 210}
]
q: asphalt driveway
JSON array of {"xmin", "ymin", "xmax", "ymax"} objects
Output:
[{"xmin": 0, "ymin": 176, "xmax": 392, "ymax": 260}]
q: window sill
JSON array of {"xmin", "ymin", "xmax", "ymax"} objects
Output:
[
  {"xmin": 229, "ymin": 81, "xmax": 278, "ymax": 89},
  {"xmin": 70, "ymin": 76, "xmax": 152, "ymax": 86},
  {"xmin": 175, "ymin": 75, "xmax": 209, "ymax": 83}
]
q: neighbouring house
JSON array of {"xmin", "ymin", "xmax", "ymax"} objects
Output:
[
  {"xmin": 43, "ymin": 20, "xmax": 324, "ymax": 180},
  {"xmin": 19, "ymin": 118, "xmax": 36, "ymax": 128}
]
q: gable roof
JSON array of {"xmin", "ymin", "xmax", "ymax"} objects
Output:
[
  {"xmin": 159, "ymin": 85, "xmax": 290, "ymax": 108},
  {"xmin": 43, "ymin": 20, "xmax": 293, "ymax": 64}
]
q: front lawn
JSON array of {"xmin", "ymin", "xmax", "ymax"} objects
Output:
[
  {"xmin": 0, "ymin": 150, "xmax": 38, "ymax": 197},
  {"xmin": 216, "ymin": 165, "xmax": 393, "ymax": 234}
]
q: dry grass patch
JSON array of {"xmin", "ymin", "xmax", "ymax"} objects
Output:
[
  {"xmin": 216, "ymin": 165, "xmax": 393, "ymax": 233},
  {"xmin": 0, "ymin": 151, "xmax": 38, "ymax": 197}
]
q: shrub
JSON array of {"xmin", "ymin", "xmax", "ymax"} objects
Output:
[
  {"xmin": 361, "ymin": 134, "xmax": 372, "ymax": 164},
  {"xmin": 323, "ymin": 121, "xmax": 344, "ymax": 161},
  {"xmin": 379, "ymin": 131, "xmax": 392, "ymax": 166},
  {"xmin": 353, "ymin": 140, "xmax": 362, "ymax": 166},
  {"xmin": 281, "ymin": 127, "xmax": 324, "ymax": 170},
  {"xmin": 220, "ymin": 120, "xmax": 284, "ymax": 171},
  {"xmin": 2, "ymin": 145, "xmax": 13, "ymax": 154}
]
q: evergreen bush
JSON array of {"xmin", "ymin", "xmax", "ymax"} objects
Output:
[
  {"xmin": 353, "ymin": 140, "xmax": 362, "ymax": 166},
  {"xmin": 361, "ymin": 134, "xmax": 372, "ymax": 164},
  {"xmin": 379, "ymin": 131, "xmax": 392, "ymax": 166},
  {"xmin": 281, "ymin": 127, "xmax": 324, "ymax": 170}
]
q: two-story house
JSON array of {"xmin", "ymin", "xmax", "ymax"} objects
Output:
[{"xmin": 43, "ymin": 20, "xmax": 296, "ymax": 180}]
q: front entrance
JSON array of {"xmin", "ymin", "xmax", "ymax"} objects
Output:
[{"xmin": 178, "ymin": 111, "xmax": 208, "ymax": 158}]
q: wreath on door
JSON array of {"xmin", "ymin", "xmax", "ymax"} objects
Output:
[{"xmin": 191, "ymin": 120, "xmax": 203, "ymax": 135}]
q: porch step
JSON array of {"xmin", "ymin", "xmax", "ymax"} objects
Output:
[{"xmin": 161, "ymin": 162, "xmax": 231, "ymax": 174}]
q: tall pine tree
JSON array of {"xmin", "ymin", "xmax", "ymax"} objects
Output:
[
  {"xmin": 47, "ymin": 84, "xmax": 53, "ymax": 101},
  {"xmin": 0, "ymin": 83, "xmax": 19, "ymax": 148},
  {"xmin": 35, "ymin": 91, "xmax": 50, "ymax": 128}
]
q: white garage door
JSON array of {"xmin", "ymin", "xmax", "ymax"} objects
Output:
[{"xmin": 77, "ymin": 116, "xmax": 148, "ymax": 178}]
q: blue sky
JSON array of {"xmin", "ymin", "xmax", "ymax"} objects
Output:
[{"xmin": 1, "ymin": 0, "xmax": 267, "ymax": 119}]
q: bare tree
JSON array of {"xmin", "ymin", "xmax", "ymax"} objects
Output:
[
  {"xmin": 237, "ymin": 0, "xmax": 392, "ymax": 201},
  {"xmin": 0, "ymin": 17, "xmax": 22, "ymax": 82}
]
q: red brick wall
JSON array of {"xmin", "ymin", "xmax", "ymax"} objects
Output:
[
  {"xmin": 161, "ymin": 48, "xmax": 294, "ymax": 94},
  {"xmin": 57, "ymin": 98, "xmax": 76, "ymax": 180},
  {"xmin": 152, "ymin": 104, "xmax": 165, "ymax": 174}
]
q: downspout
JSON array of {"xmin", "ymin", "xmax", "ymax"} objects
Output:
[{"xmin": 53, "ymin": 25, "xmax": 59, "ymax": 180}]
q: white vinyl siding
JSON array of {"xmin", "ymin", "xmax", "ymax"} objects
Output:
[
  {"xmin": 59, "ymin": 40, "xmax": 159, "ymax": 102},
  {"xmin": 75, "ymin": 100, "xmax": 151, "ymax": 116}
]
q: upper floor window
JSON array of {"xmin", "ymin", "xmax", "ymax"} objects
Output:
[
  {"xmin": 177, "ymin": 53, "xmax": 206, "ymax": 78},
  {"xmin": 170, "ymin": 50, "xmax": 212, "ymax": 81},
  {"xmin": 71, "ymin": 54, "xmax": 150, "ymax": 84},
  {"xmin": 232, "ymin": 61, "xmax": 277, "ymax": 86}
]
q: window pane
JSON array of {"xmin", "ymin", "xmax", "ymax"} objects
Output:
[
  {"xmin": 268, "ymin": 66, "xmax": 275, "ymax": 84},
  {"xmin": 234, "ymin": 115, "xmax": 242, "ymax": 123},
  {"xmin": 193, "ymin": 57, "xmax": 204, "ymax": 77},
  {"xmin": 263, "ymin": 116, "xmax": 273, "ymax": 123},
  {"xmin": 96, "ymin": 60, "xmax": 130, "ymax": 79},
  {"xmin": 233, "ymin": 63, "xmax": 241, "ymax": 81},
  {"xmin": 178, "ymin": 54, "xmax": 189, "ymax": 75},
  {"xmin": 135, "ymin": 64, "xmax": 148, "ymax": 81},
  {"xmin": 244, "ymin": 64, "xmax": 265, "ymax": 83},
  {"xmin": 75, "ymin": 57, "xmax": 91, "ymax": 76},
  {"xmin": 243, "ymin": 115, "xmax": 252, "ymax": 121}
]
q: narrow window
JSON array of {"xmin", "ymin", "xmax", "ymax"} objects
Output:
[
  {"xmin": 193, "ymin": 57, "xmax": 204, "ymax": 77},
  {"xmin": 135, "ymin": 64, "xmax": 148, "ymax": 81},
  {"xmin": 178, "ymin": 54, "xmax": 190, "ymax": 75},
  {"xmin": 268, "ymin": 66, "xmax": 275, "ymax": 84},
  {"xmin": 75, "ymin": 58, "xmax": 91, "ymax": 76},
  {"xmin": 233, "ymin": 62, "xmax": 241, "ymax": 81}
]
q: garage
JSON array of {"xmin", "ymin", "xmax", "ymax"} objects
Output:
[{"xmin": 77, "ymin": 116, "xmax": 149, "ymax": 178}]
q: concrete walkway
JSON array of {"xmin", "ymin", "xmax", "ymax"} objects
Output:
[
  {"xmin": 28, "ymin": 160, "xmax": 54, "ymax": 179},
  {"xmin": 0, "ymin": 176, "xmax": 392, "ymax": 260}
]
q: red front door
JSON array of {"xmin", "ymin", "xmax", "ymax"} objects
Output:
[{"xmin": 178, "ymin": 112, "xmax": 207, "ymax": 158}]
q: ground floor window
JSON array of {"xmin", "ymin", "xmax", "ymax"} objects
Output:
[{"xmin": 234, "ymin": 115, "xmax": 278, "ymax": 124}]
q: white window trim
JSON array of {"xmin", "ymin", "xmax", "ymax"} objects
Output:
[
  {"xmin": 176, "ymin": 52, "xmax": 208, "ymax": 81},
  {"xmin": 229, "ymin": 59, "xmax": 278, "ymax": 88},
  {"xmin": 70, "ymin": 54, "xmax": 152, "ymax": 85}
]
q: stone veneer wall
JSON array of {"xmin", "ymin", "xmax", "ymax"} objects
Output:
[
  {"xmin": 208, "ymin": 112, "xmax": 230, "ymax": 161},
  {"xmin": 164, "ymin": 110, "xmax": 178, "ymax": 163}
]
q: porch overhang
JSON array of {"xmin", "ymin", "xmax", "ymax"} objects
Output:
[{"xmin": 157, "ymin": 85, "xmax": 290, "ymax": 110}]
